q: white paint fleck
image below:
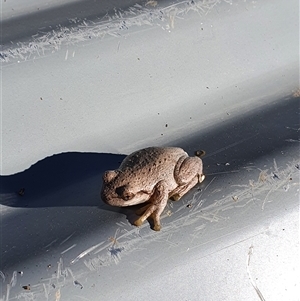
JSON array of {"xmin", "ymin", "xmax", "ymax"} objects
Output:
[
  {"xmin": 65, "ymin": 49, "xmax": 69, "ymax": 60},
  {"xmin": 0, "ymin": 271, "xmax": 5, "ymax": 283},
  {"xmin": 57, "ymin": 258, "xmax": 63, "ymax": 280},
  {"xmin": 59, "ymin": 232, "xmax": 75, "ymax": 245},
  {"xmin": 71, "ymin": 241, "xmax": 105, "ymax": 264},
  {"xmin": 44, "ymin": 239, "xmax": 58, "ymax": 249},
  {"xmin": 10, "ymin": 271, "xmax": 17, "ymax": 287},
  {"xmin": 61, "ymin": 244, "xmax": 77, "ymax": 254}
]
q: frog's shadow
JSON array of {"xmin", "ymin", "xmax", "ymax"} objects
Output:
[{"xmin": 0, "ymin": 152, "xmax": 126, "ymax": 208}]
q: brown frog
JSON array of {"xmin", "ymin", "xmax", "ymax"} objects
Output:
[{"xmin": 101, "ymin": 147, "xmax": 205, "ymax": 231}]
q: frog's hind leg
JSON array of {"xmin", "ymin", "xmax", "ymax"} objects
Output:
[
  {"xmin": 134, "ymin": 181, "xmax": 168, "ymax": 231},
  {"xmin": 171, "ymin": 174, "xmax": 205, "ymax": 201},
  {"xmin": 174, "ymin": 155, "xmax": 204, "ymax": 186}
]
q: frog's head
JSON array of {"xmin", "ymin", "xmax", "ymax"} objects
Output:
[{"xmin": 101, "ymin": 170, "xmax": 150, "ymax": 207}]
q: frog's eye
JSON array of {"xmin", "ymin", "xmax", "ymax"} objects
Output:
[{"xmin": 116, "ymin": 186, "xmax": 134, "ymax": 201}]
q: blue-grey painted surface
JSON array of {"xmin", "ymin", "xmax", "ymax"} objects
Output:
[{"xmin": 1, "ymin": 0, "xmax": 299, "ymax": 300}]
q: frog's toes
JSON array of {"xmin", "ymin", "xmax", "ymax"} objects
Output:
[
  {"xmin": 133, "ymin": 214, "xmax": 161, "ymax": 231},
  {"xmin": 152, "ymin": 222, "xmax": 161, "ymax": 231},
  {"xmin": 133, "ymin": 217, "xmax": 144, "ymax": 227},
  {"xmin": 151, "ymin": 213, "xmax": 162, "ymax": 231}
]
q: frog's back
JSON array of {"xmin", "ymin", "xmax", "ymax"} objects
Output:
[{"xmin": 119, "ymin": 147, "xmax": 186, "ymax": 171}]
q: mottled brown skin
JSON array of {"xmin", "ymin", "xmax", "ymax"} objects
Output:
[{"xmin": 101, "ymin": 147, "xmax": 205, "ymax": 231}]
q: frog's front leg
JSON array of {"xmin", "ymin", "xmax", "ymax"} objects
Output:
[{"xmin": 134, "ymin": 180, "xmax": 168, "ymax": 231}]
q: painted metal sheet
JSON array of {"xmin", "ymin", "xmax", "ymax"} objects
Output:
[{"xmin": 1, "ymin": 1, "xmax": 299, "ymax": 300}]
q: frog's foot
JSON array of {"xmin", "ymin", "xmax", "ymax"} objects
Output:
[
  {"xmin": 134, "ymin": 203, "xmax": 162, "ymax": 231},
  {"xmin": 134, "ymin": 180, "xmax": 168, "ymax": 231},
  {"xmin": 199, "ymin": 174, "xmax": 205, "ymax": 183}
]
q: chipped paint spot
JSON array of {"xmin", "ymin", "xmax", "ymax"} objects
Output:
[{"xmin": 74, "ymin": 280, "xmax": 83, "ymax": 289}]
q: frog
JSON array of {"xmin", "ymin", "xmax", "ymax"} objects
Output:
[{"xmin": 101, "ymin": 147, "xmax": 205, "ymax": 231}]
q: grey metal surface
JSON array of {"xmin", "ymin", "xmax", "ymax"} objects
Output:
[{"xmin": 1, "ymin": 0, "xmax": 299, "ymax": 300}]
